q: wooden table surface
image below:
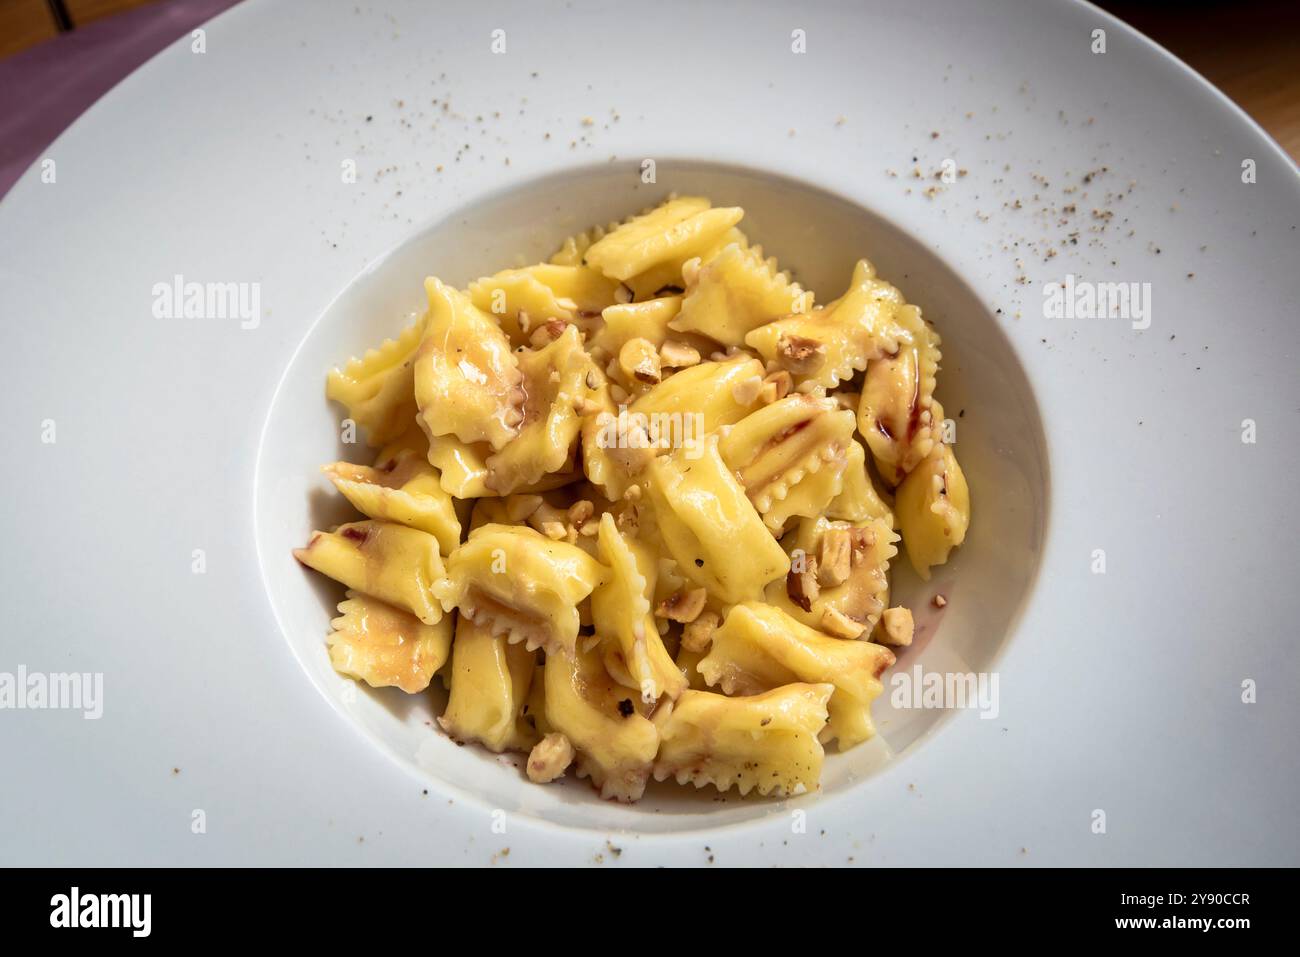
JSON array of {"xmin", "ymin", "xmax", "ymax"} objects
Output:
[
  {"xmin": 1097, "ymin": 0, "xmax": 1300, "ymax": 161},
  {"xmin": 3, "ymin": 0, "xmax": 1298, "ymax": 161}
]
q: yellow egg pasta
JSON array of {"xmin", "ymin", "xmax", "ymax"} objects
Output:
[
  {"xmin": 328, "ymin": 591, "xmax": 453, "ymax": 693},
  {"xmin": 295, "ymin": 195, "xmax": 972, "ymax": 801},
  {"xmin": 439, "ymin": 615, "xmax": 538, "ymax": 753},
  {"xmin": 699, "ymin": 602, "xmax": 895, "ymax": 750},
  {"xmin": 435, "ymin": 523, "xmax": 604, "ymax": 655},
  {"xmin": 653, "ymin": 683, "xmax": 834, "ymax": 796}
]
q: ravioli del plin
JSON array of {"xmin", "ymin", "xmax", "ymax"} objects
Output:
[{"xmin": 295, "ymin": 196, "xmax": 970, "ymax": 801}]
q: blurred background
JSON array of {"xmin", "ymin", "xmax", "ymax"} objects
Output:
[{"xmin": 1, "ymin": 0, "xmax": 1296, "ymax": 200}]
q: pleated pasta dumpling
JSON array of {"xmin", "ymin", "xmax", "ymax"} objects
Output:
[
  {"xmin": 414, "ymin": 277, "xmax": 525, "ymax": 452},
  {"xmin": 435, "ymin": 523, "xmax": 605, "ymax": 654},
  {"xmin": 857, "ymin": 292, "xmax": 943, "ymax": 487},
  {"xmin": 544, "ymin": 643, "xmax": 660, "ymax": 802},
  {"xmin": 439, "ymin": 615, "xmax": 538, "ymax": 753},
  {"xmin": 645, "ymin": 437, "xmax": 790, "ymax": 605},
  {"xmin": 468, "ymin": 263, "xmax": 619, "ymax": 347},
  {"xmin": 294, "ymin": 520, "xmax": 445, "ymax": 625},
  {"xmin": 629, "ymin": 354, "xmax": 767, "ymax": 435},
  {"xmin": 587, "ymin": 294, "xmax": 683, "ymax": 368},
  {"xmin": 698, "ymin": 603, "xmax": 895, "ymax": 750},
  {"xmin": 745, "ymin": 259, "xmax": 904, "ymax": 389},
  {"xmin": 579, "ymin": 371, "xmax": 653, "ymax": 502},
  {"xmin": 321, "ymin": 438, "xmax": 461, "ymax": 555},
  {"xmin": 718, "ymin": 394, "xmax": 857, "ymax": 532},
  {"xmin": 767, "ymin": 515, "xmax": 899, "ymax": 639},
  {"xmin": 549, "ymin": 219, "xmax": 616, "ymax": 267},
  {"xmin": 591, "ymin": 513, "xmax": 687, "ymax": 704},
  {"xmin": 327, "ymin": 591, "xmax": 452, "ymax": 693},
  {"xmin": 325, "ymin": 317, "xmax": 425, "ymax": 448},
  {"xmin": 895, "ymin": 443, "xmax": 970, "ymax": 579},
  {"xmin": 483, "ymin": 323, "xmax": 596, "ymax": 494},
  {"xmin": 427, "ymin": 432, "xmax": 580, "ymax": 499},
  {"xmin": 669, "ymin": 243, "xmax": 811, "ymax": 347},
  {"xmin": 653, "ymin": 683, "xmax": 834, "ymax": 796},
  {"xmin": 583, "ymin": 196, "xmax": 744, "ymax": 284},
  {"xmin": 826, "ymin": 439, "xmax": 895, "ymax": 527}
]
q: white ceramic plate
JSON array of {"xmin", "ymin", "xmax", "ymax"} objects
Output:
[{"xmin": 1, "ymin": 0, "xmax": 1296, "ymax": 866}]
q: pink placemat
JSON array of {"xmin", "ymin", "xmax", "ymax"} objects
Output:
[{"xmin": 0, "ymin": 0, "xmax": 241, "ymax": 200}]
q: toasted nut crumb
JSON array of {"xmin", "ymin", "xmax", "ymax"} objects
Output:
[
  {"xmin": 575, "ymin": 396, "xmax": 603, "ymax": 416},
  {"xmin": 568, "ymin": 500, "xmax": 595, "ymax": 528},
  {"xmin": 526, "ymin": 732, "xmax": 574, "ymax": 783},
  {"xmin": 624, "ymin": 484, "xmax": 642, "ymax": 501},
  {"xmin": 517, "ymin": 309, "xmax": 533, "ymax": 333},
  {"xmin": 660, "ymin": 339, "xmax": 701, "ymax": 368},
  {"xmin": 932, "ymin": 594, "xmax": 947, "ymax": 608},
  {"xmin": 608, "ymin": 383, "xmax": 629, "ymax": 404},
  {"xmin": 778, "ymin": 334, "xmax": 827, "ymax": 375},
  {"xmin": 614, "ymin": 283, "xmax": 634, "ymax": 304},
  {"xmin": 540, "ymin": 520, "xmax": 567, "ymax": 540},
  {"xmin": 847, "ymin": 526, "xmax": 876, "ymax": 567},
  {"xmin": 731, "ymin": 374, "xmax": 764, "ymax": 406},
  {"xmin": 878, "ymin": 606, "xmax": 914, "ymax": 646},
  {"xmin": 656, "ymin": 587, "xmax": 707, "ymax": 623},
  {"xmin": 681, "ymin": 610, "xmax": 721, "ymax": 652},
  {"xmin": 818, "ymin": 528, "xmax": 852, "ymax": 587},
  {"xmin": 821, "ymin": 606, "xmax": 866, "ymax": 639},
  {"xmin": 786, "ymin": 556, "xmax": 821, "ymax": 611},
  {"xmin": 505, "ymin": 494, "xmax": 543, "ymax": 522},
  {"xmin": 615, "ymin": 503, "xmax": 640, "ymax": 534},
  {"xmin": 529, "ymin": 317, "xmax": 567, "ymax": 348},
  {"xmin": 554, "ymin": 296, "xmax": 578, "ymax": 314},
  {"xmin": 759, "ymin": 369, "xmax": 793, "ymax": 403},
  {"xmin": 607, "ymin": 438, "xmax": 654, "ymax": 475},
  {"xmin": 619, "ymin": 337, "xmax": 662, "ymax": 384}
]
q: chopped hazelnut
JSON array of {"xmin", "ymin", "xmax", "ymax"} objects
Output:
[
  {"xmin": 656, "ymin": 587, "xmax": 707, "ymax": 623},
  {"xmin": 660, "ymin": 339, "xmax": 701, "ymax": 368},
  {"xmin": 529, "ymin": 317, "xmax": 568, "ymax": 348},
  {"xmin": 614, "ymin": 283, "xmax": 634, "ymax": 304},
  {"xmin": 821, "ymin": 606, "xmax": 866, "ymax": 639},
  {"xmin": 540, "ymin": 520, "xmax": 567, "ymax": 540},
  {"xmin": 731, "ymin": 374, "xmax": 764, "ymax": 406},
  {"xmin": 878, "ymin": 606, "xmax": 914, "ymax": 646},
  {"xmin": 786, "ymin": 556, "xmax": 821, "ymax": 611},
  {"xmin": 847, "ymin": 526, "xmax": 876, "ymax": 567},
  {"xmin": 932, "ymin": 594, "xmax": 947, "ymax": 608},
  {"xmin": 777, "ymin": 334, "xmax": 827, "ymax": 375},
  {"xmin": 681, "ymin": 610, "xmax": 721, "ymax": 653},
  {"xmin": 567, "ymin": 499, "xmax": 595, "ymax": 528},
  {"xmin": 615, "ymin": 503, "xmax": 640, "ymax": 534},
  {"xmin": 526, "ymin": 732, "xmax": 574, "ymax": 783},
  {"xmin": 759, "ymin": 369, "xmax": 793, "ymax": 403},
  {"xmin": 619, "ymin": 337, "xmax": 662, "ymax": 384},
  {"xmin": 818, "ymin": 528, "xmax": 852, "ymax": 587}
]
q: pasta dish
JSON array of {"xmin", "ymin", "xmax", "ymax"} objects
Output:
[{"xmin": 294, "ymin": 195, "xmax": 970, "ymax": 801}]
